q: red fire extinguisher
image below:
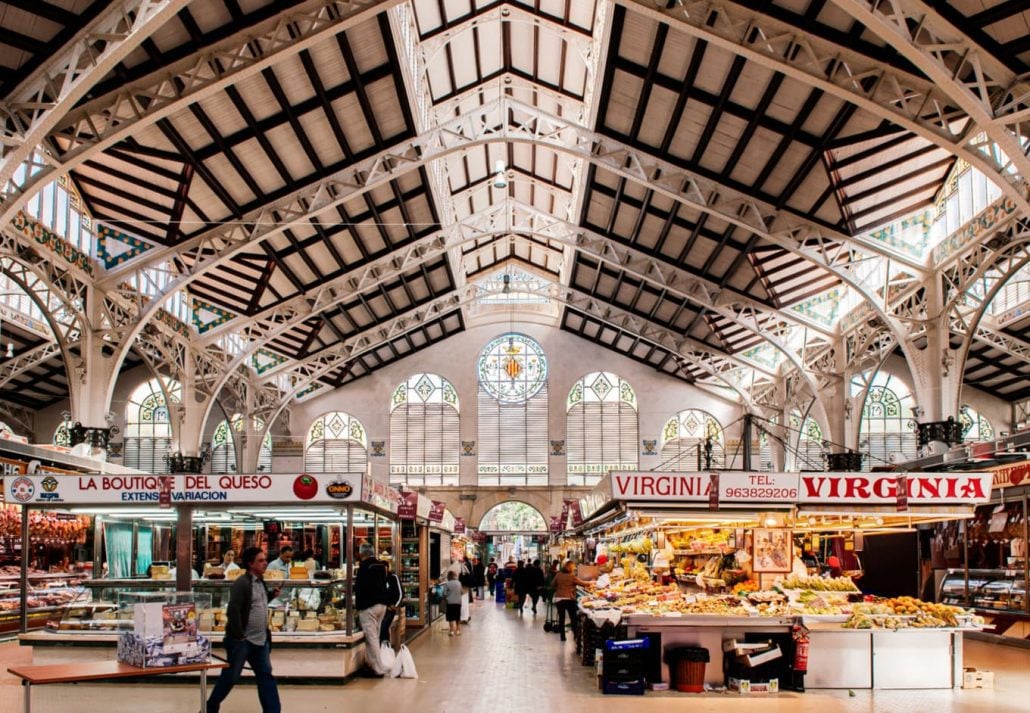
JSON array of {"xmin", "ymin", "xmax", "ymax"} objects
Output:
[{"xmin": 792, "ymin": 624, "xmax": 810, "ymax": 691}]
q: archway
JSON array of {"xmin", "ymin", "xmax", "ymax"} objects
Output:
[{"xmin": 478, "ymin": 501, "xmax": 548, "ymax": 568}]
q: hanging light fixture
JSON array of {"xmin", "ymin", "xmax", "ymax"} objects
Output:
[
  {"xmin": 493, "ymin": 158, "xmax": 508, "ymax": 190},
  {"xmin": 4, "ymin": 343, "xmax": 12, "ymax": 359},
  {"xmin": 501, "ymin": 273, "xmax": 511, "ymax": 294}
]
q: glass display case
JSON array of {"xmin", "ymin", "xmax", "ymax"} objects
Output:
[
  {"xmin": 52, "ymin": 578, "xmax": 355, "ymax": 635},
  {"xmin": 400, "ymin": 521, "xmax": 426, "ymax": 625},
  {"xmin": 939, "ymin": 568, "xmax": 1028, "ymax": 612},
  {"xmin": 0, "ymin": 572, "xmax": 87, "ymax": 632}
]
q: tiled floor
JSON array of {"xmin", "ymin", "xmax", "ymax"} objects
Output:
[{"xmin": 2, "ymin": 599, "xmax": 1029, "ymax": 712}]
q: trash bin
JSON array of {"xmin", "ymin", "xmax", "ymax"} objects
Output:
[{"xmin": 664, "ymin": 646, "xmax": 709, "ymax": 693}]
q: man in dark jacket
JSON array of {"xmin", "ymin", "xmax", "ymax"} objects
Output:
[
  {"xmin": 526, "ymin": 559, "xmax": 546, "ymax": 613},
  {"xmin": 472, "ymin": 557, "xmax": 486, "ymax": 600},
  {"xmin": 207, "ymin": 547, "xmax": 281, "ymax": 713},
  {"xmin": 354, "ymin": 542, "xmax": 388, "ymax": 676}
]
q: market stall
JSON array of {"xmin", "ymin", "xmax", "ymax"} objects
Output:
[
  {"xmin": 574, "ymin": 470, "xmax": 992, "ymax": 691},
  {"xmin": 8, "ymin": 471, "xmax": 406, "ymax": 682},
  {"xmin": 931, "ymin": 465, "xmax": 1029, "ymax": 645}
]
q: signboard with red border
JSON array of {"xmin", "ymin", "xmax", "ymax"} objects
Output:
[
  {"xmin": 4, "ymin": 473, "xmax": 366, "ymax": 505},
  {"xmin": 608, "ymin": 471, "xmax": 991, "ymax": 507}
]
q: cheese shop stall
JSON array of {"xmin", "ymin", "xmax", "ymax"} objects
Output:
[
  {"xmin": 9, "ymin": 471, "xmax": 403, "ymax": 682},
  {"xmin": 574, "ymin": 470, "xmax": 992, "ymax": 691}
]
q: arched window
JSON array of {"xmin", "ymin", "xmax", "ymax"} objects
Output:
[
  {"xmin": 566, "ymin": 372, "xmax": 638, "ymax": 486},
  {"xmin": 390, "ymin": 373, "xmax": 460, "ymax": 486},
  {"xmin": 123, "ymin": 378, "xmax": 180, "ymax": 473},
  {"xmin": 959, "ymin": 405, "xmax": 994, "ymax": 442},
  {"xmin": 209, "ymin": 415, "xmax": 273, "ymax": 473},
  {"xmin": 660, "ymin": 410, "xmax": 725, "ymax": 469},
  {"xmin": 305, "ymin": 411, "xmax": 368, "ymax": 472},
  {"xmin": 857, "ymin": 372, "xmax": 917, "ymax": 469},
  {"xmin": 479, "ymin": 502, "xmax": 548, "ymax": 532},
  {"xmin": 477, "ymin": 333, "xmax": 549, "ymax": 485},
  {"xmin": 790, "ymin": 410, "xmax": 825, "ymax": 471}
]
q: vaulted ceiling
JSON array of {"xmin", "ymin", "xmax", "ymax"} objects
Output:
[{"xmin": 1, "ymin": 0, "xmax": 1029, "ymax": 412}]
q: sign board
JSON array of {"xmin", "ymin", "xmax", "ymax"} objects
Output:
[
  {"xmin": 158, "ymin": 476, "xmax": 172, "ymax": 509},
  {"xmin": 398, "ymin": 491, "xmax": 418, "ymax": 521},
  {"xmin": 428, "ymin": 500, "xmax": 446, "ymax": 523},
  {"xmin": 608, "ymin": 471, "xmax": 992, "ymax": 508},
  {"xmin": 453, "ymin": 517, "xmax": 465, "ymax": 534},
  {"xmin": 896, "ymin": 474, "xmax": 908, "ymax": 512},
  {"xmin": 708, "ymin": 472, "xmax": 720, "ymax": 510},
  {"xmin": 985, "ymin": 460, "xmax": 1030, "ymax": 490},
  {"xmin": 4, "ymin": 473, "xmax": 365, "ymax": 506},
  {"xmin": 549, "ymin": 515, "xmax": 561, "ymax": 534}
]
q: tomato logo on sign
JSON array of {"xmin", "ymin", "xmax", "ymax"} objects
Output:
[{"xmin": 292, "ymin": 474, "xmax": 318, "ymax": 500}]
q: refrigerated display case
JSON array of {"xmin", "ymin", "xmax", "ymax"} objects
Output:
[{"xmin": 939, "ymin": 568, "xmax": 1027, "ymax": 612}]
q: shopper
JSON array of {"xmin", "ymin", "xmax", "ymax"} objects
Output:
[
  {"xmin": 379, "ymin": 560, "xmax": 403, "ymax": 645},
  {"xmin": 442, "ymin": 570, "xmax": 463, "ymax": 636},
  {"xmin": 486, "ymin": 558, "xmax": 498, "ymax": 596},
  {"xmin": 553, "ymin": 560, "xmax": 593, "ymax": 641},
  {"xmin": 355, "ymin": 542, "xmax": 389, "ymax": 677},
  {"xmin": 513, "ymin": 560, "xmax": 528, "ymax": 613},
  {"xmin": 472, "ymin": 556, "xmax": 486, "ymax": 599},
  {"xmin": 206, "ymin": 547, "xmax": 281, "ymax": 713},
  {"xmin": 459, "ymin": 557, "xmax": 474, "ymax": 623},
  {"xmin": 526, "ymin": 559, "xmax": 545, "ymax": 614}
]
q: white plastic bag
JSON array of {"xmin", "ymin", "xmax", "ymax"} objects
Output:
[
  {"xmin": 393, "ymin": 644, "xmax": 418, "ymax": 679},
  {"xmin": 379, "ymin": 641, "xmax": 397, "ymax": 676}
]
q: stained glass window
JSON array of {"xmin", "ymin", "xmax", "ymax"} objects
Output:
[
  {"xmin": 790, "ymin": 410, "xmax": 825, "ymax": 471},
  {"xmin": 659, "ymin": 410, "xmax": 725, "ymax": 469},
  {"xmin": 390, "ymin": 374, "xmax": 460, "ymax": 486},
  {"xmin": 566, "ymin": 372, "xmax": 638, "ymax": 486},
  {"xmin": 959, "ymin": 405, "xmax": 994, "ymax": 442},
  {"xmin": 305, "ymin": 411, "xmax": 368, "ymax": 472},
  {"xmin": 478, "ymin": 333, "xmax": 549, "ymax": 485},
  {"xmin": 123, "ymin": 378, "xmax": 180, "ymax": 473},
  {"xmin": 477, "ymin": 333, "xmax": 548, "ymax": 403},
  {"xmin": 210, "ymin": 414, "xmax": 273, "ymax": 473},
  {"xmin": 858, "ymin": 372, "xmax": 917, "ymax": 469}
]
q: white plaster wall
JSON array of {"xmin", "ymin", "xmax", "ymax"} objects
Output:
[{"xmin": 286, "ymin": 322, "xmax": 744, "ymax": 484}]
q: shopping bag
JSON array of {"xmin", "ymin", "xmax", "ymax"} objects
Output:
[
  {"xmin": 394, "ymin": 644, "xmax": 418, "ymax": 679},
  {"xmin": 379, "ymin": 641, "xmax": 397, "ymax": 676}
]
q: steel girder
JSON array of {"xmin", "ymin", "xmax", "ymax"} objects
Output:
[
  {"xmin": 833, "ymin": 0, "xmax": 1030, "ymax": 196},
  {"xmin": 0, "ymin": 0, "xmax": 192, "ymax": 210},
  {"xmin": 620, "ymin": 0, "xmax": 1030, "ymax": 216},
  {"xmin": 256, "ymin": 281, "xmax": 772, "ymax": 428},
  {"xmin": 0, "ymin": 342, "xmax": 63, "ymax": 390},
  {"xmin": 0, "ymin": 401, "xmax": 35, "ymax": 439},
  {"xmin": 0, "ymin": 0, "xmax": 405, "ymax": 229},
  {"xmin": 96, "ymin": 97, "xmax": 917, "ymax": 383},
  {"xmin": 192, "ymin": 200, "xmax": 818, "ymax": 411}
]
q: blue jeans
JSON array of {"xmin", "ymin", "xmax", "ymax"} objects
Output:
[{"xmin": 206, "ymin": 638, "xmax": 281, "ymax": 713}]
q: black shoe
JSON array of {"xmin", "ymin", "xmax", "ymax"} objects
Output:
[
  {"xmin": 359, "ymin": 667, "xmax": 385, "ymax": 679},
  {"xmin": 532, "ymin": 607, "xmax": 537, "ymax": 613},
  {"xmin": 560, "ymin": 634, "xmax": 567, "ymax": 641}
]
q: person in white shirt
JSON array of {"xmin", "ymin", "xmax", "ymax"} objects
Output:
[
  {"xmin": 222, "ymin": 549, "xmax": 241, "ymax": 574},
  {"xmin": 266, "ymin": 546, "xmax": 294, "ymax": 607}
]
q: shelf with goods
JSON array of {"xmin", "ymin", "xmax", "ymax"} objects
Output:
[{"xmin": 400, "ymin": 521, "xmax": 428, "ymax": 626}]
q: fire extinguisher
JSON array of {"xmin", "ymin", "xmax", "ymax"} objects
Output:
[{"xmin": 792, "ymin": 624, "xmax": 810, "ymax": 692}]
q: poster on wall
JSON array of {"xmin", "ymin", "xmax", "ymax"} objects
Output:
[
  {"xmin": 428, "ymin": 500, "xmax": 446, "ymax": 523},
  {"xmin": 454, "ymin": 517, "xmax": 466, "ymax": 534},
  {"xmin": 398, "ymin": 491, "xmax": 418, "ymax": 521},
  {"xmin": 752, "ymin": 528, "xmax": 792, "ymax": 573}
]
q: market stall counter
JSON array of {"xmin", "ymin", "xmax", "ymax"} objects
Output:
[
  {"xmin": 573, "ymin": 470, "xmax": 993, "ymax": 691},
  {"xmin": 7, "ymin": 472, "xmax": 411, "ymax": 684}
]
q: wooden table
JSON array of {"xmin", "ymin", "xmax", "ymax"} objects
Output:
[{"xmin": 7, "ymin": 660, "xmax": 228, "ymax": 713}]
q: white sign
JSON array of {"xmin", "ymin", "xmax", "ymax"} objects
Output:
[
  {"xmin": 5, "ymin": 472, "xmax": 365, "ymax": 506},
  {"xmin": 608, "ymin": 471, "xmax": 992, "ymax": 507}
]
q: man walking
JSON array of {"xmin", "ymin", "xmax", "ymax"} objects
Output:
[
  {"xmin": 355, "ymin": 542, "xmax": 389, "ymax": 677},
  {"xmin": 206, "ymin": 547, "xmax": 281, "ymax": 713},
  {"xmin": 472, "ymin": 556, "xmax": 486, "ymax": 600}
]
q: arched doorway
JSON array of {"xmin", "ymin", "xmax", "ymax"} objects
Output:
[{"xmin": 478, "ymin": 501, "xmax": 548, "ymax": 566}]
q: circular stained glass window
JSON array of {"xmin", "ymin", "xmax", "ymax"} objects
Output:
[{"xmin": 478, "ymin": 333, "xmax": 548, "ymax": 403}]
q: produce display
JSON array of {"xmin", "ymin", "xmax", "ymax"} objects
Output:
[
  {"xmin": 843, "ymin": 597, "xmax": 982, "ymax": 629},
  {"xmin": 778, "ymin": 574, "xmax": 860, "ymax": 592},
  {"xmin": 667, "ymin": 529, "xmax": 731, "ymax": 551},
  {"xmin": 607, "ymin": 536, "xmax": 653, "ymax": 555}
]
